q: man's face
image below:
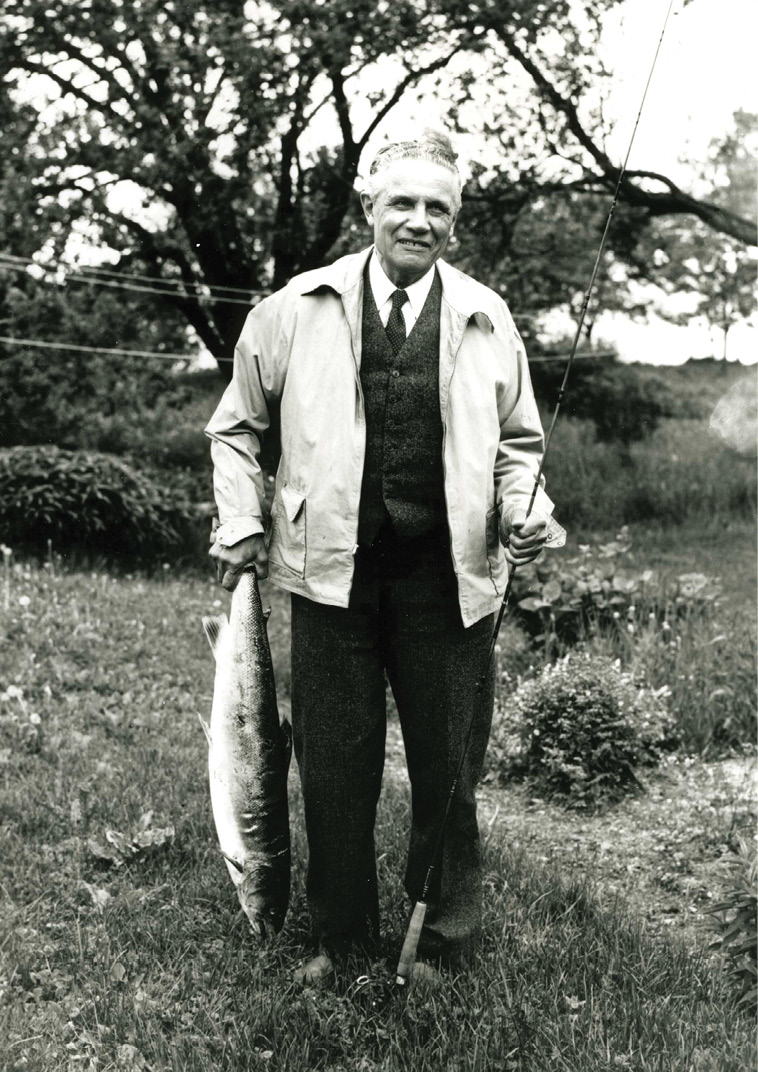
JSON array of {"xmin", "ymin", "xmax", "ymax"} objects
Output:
[{"xmin": 360, "ymin": 160, "xmax": 459, "ymax": 287}]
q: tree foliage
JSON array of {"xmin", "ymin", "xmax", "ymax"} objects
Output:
[
  {"xmin": 0, "ymin": 70, "xmax": 198, "ymax": 448},
  {"xmin": 643, "ymin": 112, "xmax": 758, "ymax": 360},
  {"xmin": 1, "ymin": 0, "xmax": 754, "ymax": 379}
]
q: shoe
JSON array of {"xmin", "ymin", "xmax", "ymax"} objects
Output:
[{"xmin": 293, "ymin": 952, "xmax": 335, "ymax": 986}]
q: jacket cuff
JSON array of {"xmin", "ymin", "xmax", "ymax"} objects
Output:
[
  {"xmin": 500, "ymin": 486, "xmax": 554, "ymax": 527},
  {"xmin": 214, "ymin": 517, "xmax": 265, "ymax": 547}
]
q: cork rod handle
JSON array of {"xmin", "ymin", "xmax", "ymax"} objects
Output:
[{"xmin": 395, "ymin": 900, "xmax": 428, "ymax": 985}]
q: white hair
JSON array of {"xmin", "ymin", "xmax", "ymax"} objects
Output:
[{"xmin": 366, "ymin": 131, "xmax": 462, "ymax": 211}]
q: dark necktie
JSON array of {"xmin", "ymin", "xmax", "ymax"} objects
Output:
[{"xmin": 385, "ymin": 289, "xmax": 408, "ymax": 355}]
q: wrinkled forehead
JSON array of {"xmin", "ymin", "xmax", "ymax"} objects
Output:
[{"xmin": 374, "ymin": 159, "xmax": 460, "ymax": 209}]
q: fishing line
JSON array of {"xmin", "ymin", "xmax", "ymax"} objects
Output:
[{"xmin": 396, "ymin": 0, "xmax": 678, "ymax": 986}]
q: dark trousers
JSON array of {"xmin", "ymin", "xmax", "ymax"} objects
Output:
[{"xmin": 290, "ymin": 525, "xmax": 495, "ymax": 961}]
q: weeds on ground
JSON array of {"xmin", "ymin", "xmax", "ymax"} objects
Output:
[
  {"xmin": 708, "ymin": 836, "xmax": 758, "ymax": 1015},
  {"xmin": 511, "ymin": 526, "xmax": 724, "ymax": 648},
  {"xmin": 509, "ymin": 527, "xmax": 756, "ymax": 758}
]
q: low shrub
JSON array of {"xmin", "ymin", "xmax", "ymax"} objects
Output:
[
  {"xmin": 488, "ymin": 650, "xmax": 675, "ymax": 808},
  {"xmin": 0, "ymin": 446, "xmax": 196, "ymax": 561},
  {"xmin": 708, "ymin": 837, "xmax": 757, "ymax": 1015}
]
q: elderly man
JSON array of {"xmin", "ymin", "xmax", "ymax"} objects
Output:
[{"xmin": 205, "ymin": 134, "xmax": 554, "ymax": 985}]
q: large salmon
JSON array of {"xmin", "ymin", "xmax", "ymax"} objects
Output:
[{"xmin": 201, "ymin": 569, "xmax": 292, "ymax": 937}]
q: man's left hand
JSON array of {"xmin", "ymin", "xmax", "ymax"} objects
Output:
[{"xmin": 500, "ymin": 510, "xmax": 549, "ymax": 567}]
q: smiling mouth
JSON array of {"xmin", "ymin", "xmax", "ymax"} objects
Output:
[{"xmin": 398, "ymin": 239, "xmax": 430, "ymax": 250}]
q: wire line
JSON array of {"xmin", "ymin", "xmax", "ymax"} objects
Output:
[
  {"xmin": 0, "ymin": 257, "xmax": 258, "ymax": 307},
  {"xmin": 0, "ymin": 250, "xmax": 545, "ymax": 319},
  {"xmin": 0, "ymin": 333, "xmax": 609, "ymax": 366},
  {"xmin": 0, "ymin": 334, "xmax": 233, "ymax": 363},
  {"xmin": 0, "ymin": 250, "xmax": 268, "ymax": 298}
]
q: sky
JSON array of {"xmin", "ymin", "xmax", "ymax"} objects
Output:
[
  {"xmin": 345, "ymin": 0, "xmax": 756, "ymax": 182},
  {"xmin": 603, "ymin": 0, "xmax": 756, "ymax": 179}
]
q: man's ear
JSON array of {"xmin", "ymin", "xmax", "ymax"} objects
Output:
[{"xmin": 359, "ymin": 191, "xmax": 374, "ymax": 224}]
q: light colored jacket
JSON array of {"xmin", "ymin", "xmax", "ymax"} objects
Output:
[{"xmin": 205, "ymin": 247, "xmax": 553, "ymax": 627}]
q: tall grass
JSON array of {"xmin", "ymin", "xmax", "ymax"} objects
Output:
[
  {"xmin": 623, "ymin": 612, "xmax": 755, "ymax": 756},
  {"xmin": 544, "ymin": 417, "xmax": 757, "ymax": 529}
]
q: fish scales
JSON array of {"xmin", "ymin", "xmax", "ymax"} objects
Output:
[{"xmin": 201, "ymin": 569, "xmax": 292, "ymax": 937}]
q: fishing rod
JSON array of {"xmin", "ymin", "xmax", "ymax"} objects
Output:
[{"xmin": 395, "ymin": 0, "xmax": 678, "ymax": 986}]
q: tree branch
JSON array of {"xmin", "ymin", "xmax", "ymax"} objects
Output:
[
  {"xmin": 90, "ymin": 206, "xmax": 228, "ymax": 356},
  {"xmin": 9, "ymin": 57, "xmax": 126, "ymax": 127},
  {"xmin": 356, "ymin": 44, "xmax": 466, "ymax": 152},
  {"xmin": 496, "ymin": 29, "xmax": 758, "ymax": 247}
]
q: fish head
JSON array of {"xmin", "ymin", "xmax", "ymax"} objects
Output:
[{"xmin": 237, "ymin": 869, "xmax": 288, "ymax": 938}]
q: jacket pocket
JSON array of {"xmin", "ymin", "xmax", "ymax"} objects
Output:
[
  {"xmin": 270, "ymin": 482, "xmax": 307, "ymax": 577},
  {"xmin": 485, "ymin": 505, "xmax": 507, "ymax": 594}
]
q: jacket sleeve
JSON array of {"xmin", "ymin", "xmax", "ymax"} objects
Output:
[
  {"xmin": 494, "ymin": 319, "xmax": 554, "ymax": 527},
  {"xmin": 204, "ymin": 297, "xmax": 288, "ymax": 545}
]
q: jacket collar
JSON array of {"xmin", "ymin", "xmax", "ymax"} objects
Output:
[{"xmin": 298, "ymin": 247, "xmax": 495, "ymax": 332}]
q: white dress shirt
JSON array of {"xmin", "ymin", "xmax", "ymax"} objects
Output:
[{"xmin": 368, "ymin": 251, "xmax": 436, "ymax": 333}]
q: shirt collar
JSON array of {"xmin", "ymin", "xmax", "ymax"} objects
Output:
[
  {"xmin": 298, "ymin": 247, "xmax": 495, "ymax": 333},
  {"xmin": 368, "ymin": 250, "xmax": 437, "ymax": 319}
]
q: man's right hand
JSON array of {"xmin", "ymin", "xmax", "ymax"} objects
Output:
[{"xmin": 209, "ymin": 534, "xmax": 269, "ymax": 591}]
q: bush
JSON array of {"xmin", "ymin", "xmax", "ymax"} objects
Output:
[
  {"xmin": 488, "ymin": 650, "xmax": 675, "ymax": 808},
  {"xmin": 708, "ymin": 837, "xmax": 757, "ymax": 1015},
  {"xmin": 0, "ymin": 446, "xmax": 195, "ymax": 561}
]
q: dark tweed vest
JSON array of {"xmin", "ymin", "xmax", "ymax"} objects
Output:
[{"xmin": 357, "ymin": 269, "xmax": 446, "ymax": 545}]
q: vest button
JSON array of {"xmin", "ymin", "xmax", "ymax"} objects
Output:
[{"xmin": 391, "ymin": 369, "xmax": 400, "ymax": 378}]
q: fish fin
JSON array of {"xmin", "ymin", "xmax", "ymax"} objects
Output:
[
  {"xmin": 197, "ymin": 712, "xmax": 212, "ymax": 746},
  {"xmin": 263, "ymin": 606, "xmax": 272, "ymax": 621},
  {"xmin": 202, "ymin": 614, "xmax": 228, "ymax": 662},
  {"xmin": 280, "ymin": 718, "xmax": 293, "ymax": 773},
  {"xmin": 220, "ymin": 848, "xmax": 244, "ymax": 874}
]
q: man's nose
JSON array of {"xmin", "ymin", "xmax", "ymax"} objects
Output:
[{"xmin": 406, "ymin": 204, "xmax": 430, "ymax": 231}]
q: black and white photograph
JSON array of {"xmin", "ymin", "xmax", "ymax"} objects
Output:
[{"xmin": 0, "ymin": 0, "xmax": 755, "ymax": 1069}]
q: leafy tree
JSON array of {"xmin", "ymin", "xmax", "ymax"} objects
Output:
[
  {"xmin": 0, "ymin": 87, "xmax": 197, "ymax": 450},
  {"xmin": 1, "ymin": 0, "xmax": 754, "ymax": 383},
  {"xmin": 644, "ymin": 112, "xmax": 757, "ymax": 362}
]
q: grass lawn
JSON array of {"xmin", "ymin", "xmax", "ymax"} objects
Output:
[{"xmin": 0, "ymin": 530, "xmax": 755, "ymax": 1071}]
